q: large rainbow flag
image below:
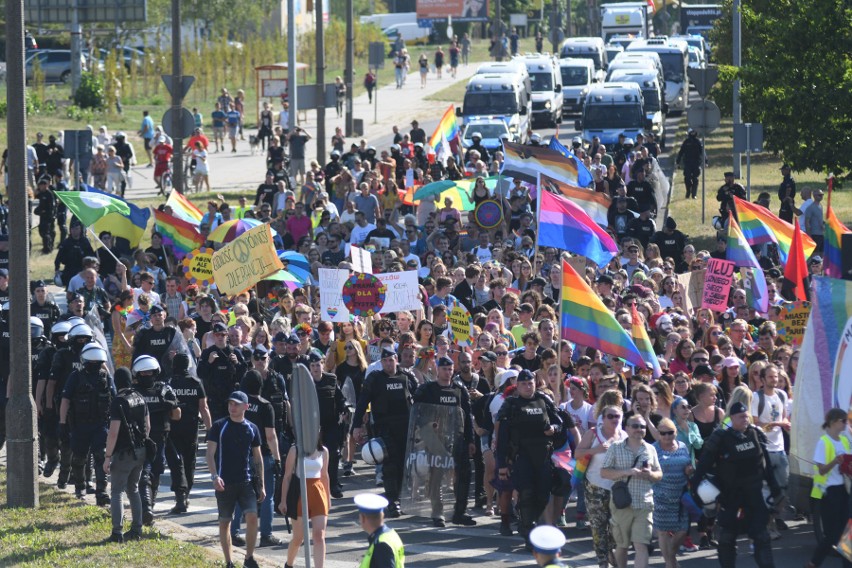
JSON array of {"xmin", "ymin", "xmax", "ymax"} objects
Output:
[
  {"xmin": 726, "ymin": 212, "xmax": 769, "ymax": 313},
  {"xmin": 539, "ymin": 190, "xmax": 617, "ymax": 267},
  {"xmin": 166, "ymin": 190, "xmax": 203, "ymax": 224},
  {"xmin": 154, "ymin": 209, "xmax": 204, "ymax": 259},
  {"xmin": 501, "ymin": 141, "xmax": 580, "ymax": 186},
  {"xmin": 428, "ymin": 105, "xmax": 461, "ymax": 155},
  {"xmin": 631, "ymin": 305, "xmax": 662, "ymax": 378},
  {"xmin": 734, "ymin": 196, "xmax": 816, "ymax": 265},
  {"xmin": 560, "ymin": 259, "xmax": 646, "ymax": 368},
  {"xmin": 540, "ymin": 173, "xmax": 611, "ymax": 226},
  {"xmin": 824, "ymin": 206, "xmax": 850, "ymax": 279}
]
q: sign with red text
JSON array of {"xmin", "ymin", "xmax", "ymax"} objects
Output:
[
  {"xmin": 342, "ymin": 273, "xmax": 387, "ymax": 317},
  {"xmin": 701, "ymin": 258, "xmax": 736, "ymax": 312},
  {"xmin": 319, "ymin": 268, "xmax": 421, "ymax": 322}
]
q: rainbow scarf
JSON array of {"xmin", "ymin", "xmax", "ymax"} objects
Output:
[
  {"xmin": 824, "ymin": 206, "xmax": 850, "ymax": 278},
  {"xmin": 734, "ymin": 196, "xmax": 816, "ymax": 265}
]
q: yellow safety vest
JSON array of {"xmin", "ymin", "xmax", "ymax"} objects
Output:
[
  {"xmin": 360, "ymin": 527, "xmax": 405, "ymax": 568},
  {"xmin": 811, "ymin": 434, "xmax": 850, "ymax": 499}
]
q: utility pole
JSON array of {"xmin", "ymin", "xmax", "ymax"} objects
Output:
[
  {"xmin": 171, "ymin": 0, "xmax": 184, "ymax": 192},
  {"xmin": 6, "ymin": 0, "xmax": 38, "ymax": 508},
  {"xmin": 732, "ymin": 0, "xmax": 742, "ymax": 177},
  {"xmin": 345, "ymin": 0, "xmax": 354, "ymax": 136},
  {"xmin": 288, "ymin": 0, "xmax": 297, "ymax": 132},
  {"xmin": 315, "ymin": 0, "xmax": 326, "ymax": 161},
  {"xmin": 70, "ymin": 0, "xmax": 82, "ymax": 93}
]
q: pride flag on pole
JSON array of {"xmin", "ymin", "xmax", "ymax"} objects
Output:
[
  {"xmin": 166, "ymin": 191, "xmax": 203, "ymax": 224},
  {"xmin": 734, "ymin": 196, "xmax": 816, "ymax": 265},
  {"xmin": 428, "ymin": 105, "xmax": 460, "ymax": 158},
  {"xmin": 727, "ymin": 212, "xmax": 769, "ymax": 313},
  {"xmin": 824, "ymin": 206, "xmax": 850, "ymax": 279},
  {"xmin": 631, "ymin": 305, "xmax": 662, "ymax": 378},
  {"xmin": 560, "ymin": 259, "xmax": 646, "ymax": 368},
  {"xmin": 539, "ymin": 189, "xmax": 618, "ymax": 267},
  {"xmin": 153, "ymin": 209, "xmax": 204, "ymax": 259}
]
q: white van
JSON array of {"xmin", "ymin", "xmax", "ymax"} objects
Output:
[
  {"xmin": 559, "ymin": 58, "xmax": 596, "ymax": 115},
  {"xmin": 559, "ymin": 37, "xmax": 608, "ymax": 82},
  {"xmin": 606, "ymin": 69, "xmax": 667, "ymax": 147},
  {"xmin": 458, "ymin": 74, "xmax": 531, "ymax": 141},
  {"xmin": 475, "ymin": 60, "xmax": 532, "ymax": 98},
  {"xmin": 383, "ymin": 23, "xmax": 433, "ymax": 45},
  {"xmin": 626, "ymin": 38, "xmax": 690, "ymax": 114},
  {"xmin": 609, "ymin": 52, "xmax": 665, "ymax": 90},
  {"xmin": 516, "ymin": 53, "xmax": 563, "ymax": 127}
]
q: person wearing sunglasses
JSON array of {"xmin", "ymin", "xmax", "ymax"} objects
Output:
[{"xmin": 651, "ymin": 416, "xmax": 693, "ymax": 568}]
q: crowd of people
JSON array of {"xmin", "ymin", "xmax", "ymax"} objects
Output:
[{"xmin": 1, "ymin": 84, "xmax": 844, "ymax": 567}]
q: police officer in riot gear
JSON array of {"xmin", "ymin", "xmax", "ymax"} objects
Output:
[
  {"xmin": 464, "ymin": 132, "xmax": 491, "ymax": 165},
  {"xmin": 58, "ymin": 342, "xmax": 115, "ymax": 504},
  {"xmin": 252, "ymin": 345, "xmax": 291, "ymax": 460},
  {"xmin": 132, "ymin": 355, "xmax": 180, "ymax": 526},
  {"xmin": 104, "ymin": 367, "xmax": 149, "ymax": 543},
  {"xmin": 352, "ymin": 348, "xmax": 417, "ymax": 518},
  {"xmin": 36, "ymin": 320, "xmax": 71, "ymax": 478},
  {"xmin": 26, "ymin": 316, "xmax": 50, "ymax": 470},
  {"xmin": 691, "ymin": 401, "xmax": 780, "ymax": 568},
  {"xmin": 198, "ymin": 321, "xmax": 248, "ymax": 422},
  {"xmin": 676, "ymin": 129, "xmax": 704, "ymax": 199},
  {"xmin": 495, "ymin": 369, "xmax": 562, "ymax": 546},
  {"xmin": 308, "ymin": 349, "xmax": 347, "ymax": 499},
  {"xmin": 34, "ymin": 176, "xmax": 57, "ymax": 253},
  {"xmin": 413, "ymin": 356, "xmax": 477, "ymax": 527},
  {"xmin": 166, "ymin": 353, "xmax": 212, "ymax": 513}
]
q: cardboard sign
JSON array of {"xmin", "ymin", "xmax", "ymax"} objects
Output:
[
  {"xmin": 350, "ymin": 244, "xmax": 373, "ymax": 273},
  {"xmin": 677, "ymin": 268, "xmax": 706, "ymax": 314},
  {"xmin": 342, "ymin": 273, "xmax": 387, "ymax": 317},
  {"xmin": 448, "ymin": 306, "xmax": 473, "ymax": 346},
  {"xmin": 211, "ymin": 224, "xmax": 283, "ymax": 296},
  {"xmin": 776, "ymin": 301, "xmax": 812, "ymax": 347},
  {"xmin": 181, "ymin": 247, "xmax": 214, "ymax": 286},
  {"xmin": 701, "ymin": 258, "xmax": 736, "ymax": 312},
  {"xmin": 319, "ymin": 268, "xmax": 422, "ymax": 322}
]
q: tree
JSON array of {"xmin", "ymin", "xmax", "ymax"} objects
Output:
[{"xmin": 712, "ymin": 0, "xmax": 852, "ymax": 176}]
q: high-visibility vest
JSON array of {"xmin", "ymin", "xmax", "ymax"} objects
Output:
[
  {"xmin": 811, "ymin": 434, "xmax": 850, "ymax": 499},
  {"xmin": 360, "ymin": 527, "xmax": 405, "ymax": 568}
]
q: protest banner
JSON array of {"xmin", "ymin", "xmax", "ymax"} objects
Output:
[
  {"xmin": 319, "ymin": 268, "xmax": 422, "ymax": 322},
  {"xmin": 342, "ymin": 273, "xmax": 387, "ymax": 317},
  {"xmin": 211, "ymin": 224, "xmax": 283, "ymax": 296},
  {"xmin": 701, "ymin": 258, "xmax": 736, "ymax": 311},
  {"xmin": 181, "ymin": 247, "xmax": 214, "ymax": 286},
  {"xmin": 448, "ymin": 306, "xmax": 473, "ymax": 345},
  {"xmin": 676, "ymin": 268, "xmax": 706, "ymax": 313},
  {"xmin": 350, "ymin": 244, "xmax": 373, "ymax": 273},
  {"xmin": 776, "ymin": 301, "xmax": 812, "ymax": 347}
]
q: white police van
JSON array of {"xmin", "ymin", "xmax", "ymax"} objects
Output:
[
  {"xmin": 559, "ymin": 58, "xmax": 596, "ymax": 115},
  {"xmin": 606, "ymin": 69, "xmax": 667, "ymax": 148},
  {"xmin": 457, "ymin": 74, "xmax": 531, "ymax": 143},
  {"xmin": 515, "ymin": 53, "xmax": 563, "ymax": 127},
  {"xmin": 575, "ymin": 82, "xmax": 645, "ymax": 147}
]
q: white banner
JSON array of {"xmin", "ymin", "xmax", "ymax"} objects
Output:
[
  {"xmin": 319, "ymin": 268, "xmax": 422, "ymax": 322},
  {"xmin": 350, "ymin": 244, "xmax": 373, "ymax": 273}
]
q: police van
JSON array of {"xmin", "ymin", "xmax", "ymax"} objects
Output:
[
  {"xmin": 559, "ymin": 58, "xmax": 596, "ymax": 115},
  {"xmin": 559, "ymin": 37, "xmax": 608, "ymax": 82},
  {"xmin": 575, "ymin": 82, "xmax": 645, "ymax": 146},
  {"xmin": 457, "ymin": 74, "xmax": 531, "ymax": 142},
  {"xmin": 515, "ymin": 53, "xmax": 563, "ymax": 127},
  {"xmin": 606, "ymin": 69, "xmax": 667, "ymax": 148},
  {"xmin": 474, "ymin": 60, "xmax": 532, "ymax": 98}
]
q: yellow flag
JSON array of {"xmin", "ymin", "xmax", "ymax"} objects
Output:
[{"xmin": 211, "ymin": 224, "xmax": 283, "ymax": 296}]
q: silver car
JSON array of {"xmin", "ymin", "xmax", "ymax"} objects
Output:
[{"xmin": 25, "ymin": 50, "xmax": 87, "ymax": 84}]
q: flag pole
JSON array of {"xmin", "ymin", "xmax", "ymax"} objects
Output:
[
  {"xmin": 558, "ymin": 257, "xmax": 564, "ymax": 344},
  {"xmin": 86, "ymin": 226, "xmax": 123, "ymax": 265},
  {"xmin": 533, "ymin": 172, "xmax": 542, "ymax": 272}
]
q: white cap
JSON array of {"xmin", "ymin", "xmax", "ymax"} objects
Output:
[
  {"xmin": 497, "ymin": 369, "xmax": 519, "ymax": 388},
  {"xmin": 529, "ymin": 525, "xmax": 566, "ymax": 555},
  {"xmin": 354, "ymin": 493, "xmax": 389, "ymax": 514}
]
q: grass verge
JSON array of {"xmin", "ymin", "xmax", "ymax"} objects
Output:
[{"xmin": 0, "ymin": 468, "xmax": 218, "ymax": 567}]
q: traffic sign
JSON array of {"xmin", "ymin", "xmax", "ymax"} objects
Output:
[
  {"xmin": 687, "ymin": 100, "xmax": 721, "ymax": 136},
  {"xmin": 368, "ymin": 42, "xmax": 385, "ymax": 70},
  {"xmin": 162, "ymin": 75, "xmax": 195, "ymax": 100},
  {"xmin": 25, "ymin": 0, "xmax": 147, "ymax": 23},
  {"xmin": 291, "ymin": 364, "xmax": 320, "ymax": 456},
  {"xmin": 733, "ymin": 123, "xmax": 764, "ymax": 153},
  {"xmin": 162, "ymin": 108, "xmax": 195, "ymax": 139},
  {"xmin": 688, "ymin": 65, "xmax": 719, "ymax": 99}
]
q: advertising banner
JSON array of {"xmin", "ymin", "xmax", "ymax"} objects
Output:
[{"xmin": 416, "ymin": 0, "xmax": 489, "ymax": 21}]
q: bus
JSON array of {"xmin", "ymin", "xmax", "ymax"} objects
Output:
[{"xmin": 626, "ymin": 38, "xmax": 689, "ymax": 114}]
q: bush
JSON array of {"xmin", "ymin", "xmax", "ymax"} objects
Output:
[
  {"xmin": 73, "ymin": 72, "xmax": 105, "ymax": 109},
  {"xmin": 709, "ymin": 64, "xmax": 738, "ymax": 118},
  {"xmin": 0, "ymin": 91, "xmax": 56, "ymax": 118}
]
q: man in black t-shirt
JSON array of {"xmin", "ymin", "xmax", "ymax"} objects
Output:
[
  {"xmin": 288, "ymin": 126, "xmax": 311, "ymax": 185},
  {"xmin": 254, "ymin": 172, "xmax": 278, "ymax": 207},
  {"xmin": 321, "ymin": 235, "xmax": 346, "ymax": 267}
]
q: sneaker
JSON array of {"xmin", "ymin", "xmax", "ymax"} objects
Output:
[
  {"xmin": 681, "ymin": 535, "xmax": 699, "ymax": 553},
  {"xmin": 342, "ymin": 462, "xmax": 354, "ymax": 477},
  {"xmin": 556, "ymin": 515, "xmax": 567, "ymax": 527},
  {"xmin": 331, "ymin": 486, "xmax": 344, "ymax": 499},
  {"xmin": 499, "ymin": 523, "xmax": 513, "ymax": 536},
  {"xmin": 109, "ymin": 532, "xmax": 124, "ymax": 543},
  {"xmin": 432, "ymin": 517, "xmax": 446, "ymax": 527},
  {"xmin": 230, "ymin": 534, "xmax": 246, "ymax": 546},
  {"xmin": 699, "ymin": 535, "xmax": 711, "ymax": 550},
  {"xmin": 259, "ymin": 534, "xmax": 284, "ymax": 547},
  {"xmin": 43, "ymin": 460, "xmax": 58, "ymax": 478},
  {"xmin": 451, "ymin": 514, "xmax": 477, "ymax": 526},
  {"xmin": 243, "ymin": 556, "xmax": 260, "ymax": 568},
  {"xmin": 776, "ymin": 518, "xmax": 789, "ymax": 531},
  {"xmin": 576, "ymin": 519, "xmax": 587, "ymax": 530},
  {"xmin": 123, "ymin": 529, "xmax": 142, "ymax": 541}
]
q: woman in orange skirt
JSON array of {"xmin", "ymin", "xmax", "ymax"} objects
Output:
[{"xmin": 279, "ymin": 438, "xmax": 330, "ymax": 568}]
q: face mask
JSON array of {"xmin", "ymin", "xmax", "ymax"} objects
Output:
[
  {"xmin": 135, "ymin": 374, "xmax": 155, "ymax": 389},
  {"xmin": 83, "ymin": 361, "xmax": 103, "ymax": 374}
]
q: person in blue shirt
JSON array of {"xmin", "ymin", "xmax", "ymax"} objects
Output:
[
  {"xmin": 139, "ymin": 110, "xmax": 155, "ymax": 166},
  {"xmin": 211, "ymin": 102, "xmax": 227, "ymax": 153},
  {"xmin": 226, "ymin": 103, "xmax": 241, "ymax": 153}
]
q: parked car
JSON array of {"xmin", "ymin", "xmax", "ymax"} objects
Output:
[
  {"xmin": 25, "ymin": 49, "xmax": 87, "ymax": 84},
  {"xmin": 98, "ymin": 46, "xmax": 149, "ymax": 71}
]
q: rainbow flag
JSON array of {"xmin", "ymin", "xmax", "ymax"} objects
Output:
[
  {"xmin": 154, "ymin": 209, "xmax": 204, "ymax": 259},
  {"xmin": 539, "ymin": 190, "xmax": 617, "ymax": 267},
  {"xmin": 631, "ymin": 305, "xmax": 662, "ymax": 378},
  {"xmin": 824, "ymin": 206, "xmax": 850, "ymax": 278},
  {"xmin": 428, "ymin": 105, "xmax": 460, "ymax": 155},
  {"xmin": 540, "ymin": 173, "xmax": 611, "ymax": 226},
  {"xmin": 560, "ymin": 259, "xmax": 645, "ymax": 368},
  {"xmin": 166, "ymin": 191, "xmax": 203, "ymax": 224},
  {"xmin": 501, "ymin": 141, "xmax": 580, "ymax": 186},
  {"xmin": 548, "ymin": 136, "xmax": 594, "ymax": 187},
  {"xmin": 727, "ymin": 212, "xmax": 769, "ymax": 312},
  {"xmin": 569, "ymin": 454, "xmax": 591, "ymax": 488},
  {"xmin": 734, "ymin": 196, "xmax": 816, "ymax": 265}
]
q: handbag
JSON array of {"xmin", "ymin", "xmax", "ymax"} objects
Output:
[{"xmin": 611, "ymin": 454, "xmax": 642, "ymax": 509}]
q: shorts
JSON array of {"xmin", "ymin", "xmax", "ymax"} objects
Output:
[
  {"xmin": 215, "ymin": 481, "xmax": 258, "ymax": 522},
  {"xmin": 768, "ymin": 450, "xmax": 789, "ymax": 490},
  {"xmin": 290, "ymin": 158, "xmax": 305, "ymax": 177},
  {"xmin": 154, "ymin": 163, "xmax": 169, "ymax": 177},
  {"xmin": 144, "ymin": 138, "xmax": 153, "ymax": 151},
  {"xmin": 214, "ymin": 126, "xmax": 225, "ymax": 138},
  {"xmin": 228, "ymin": 126, "xmax": 238, "ymax": 139},
  {"xmin": 610, "ymin": 505, "xmax": 653, "ymax": 547},
  {"xmin": 285, "ymin": 476, "xmax": 329, "ymax": 520}
]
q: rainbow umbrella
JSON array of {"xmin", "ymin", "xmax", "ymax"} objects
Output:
[
  {"xmin": 125, "ymin": 308, "xmax": 150, "ymax": 328},
  {"xmin": 413, "ymin": 180, "xmax": 456, "ymax": 200},
  {"xmin": 277, "ymin": 251, "xmax": 311, "ymax": 283},
  {"xmin": 265, "ymin": 268, "xmax": 304, "ymax": 291},
  {"xmin": 207, "ymin": 218, "xmax": 279, "ymax": 243}
]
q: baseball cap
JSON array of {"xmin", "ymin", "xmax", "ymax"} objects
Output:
[
  {"xmin": 436, "ymin": 356, "xmax": 453, "ymax": 367},
  {"xmin": 228, "ymin": 391, "xmax": 249, "ymax": 404},
  {"xmin": 212, "ymin": 322, "xmax": 228, "ymax": 333}
]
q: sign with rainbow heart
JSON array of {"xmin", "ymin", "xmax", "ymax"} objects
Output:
[{"xmin": 319, "ymin": 268, "xmax": 421, "ymax": 322}]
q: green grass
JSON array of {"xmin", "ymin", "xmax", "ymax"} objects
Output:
[{"xmin": 0, "ymin": 469, "xmax": 219, "ymax": 567}]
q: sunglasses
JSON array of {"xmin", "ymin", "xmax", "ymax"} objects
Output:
[
  {"xmin": 629, "ymin": 423, "xmax": 647, "ymax": 430},
  {"xmin": 253, "ymin": 354, "xmax": 268, "ymax": 360},
  {"xmin": 296, "ymin": 331, "xmax": 307, "ymax": 337},
  {"xmin": 605, "ymin": 413, "xmax": 622, "ymax": 420},
  {"xmin": 496, "ymin": 351, "xmax": 509, "ymax": 356},
  {"xmin": 659, "ymin": 430, "xmax": 676, "ymax": 436}
]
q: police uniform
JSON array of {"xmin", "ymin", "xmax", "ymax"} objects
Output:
[
  {"xmin": 0, "ymin": 313, "xmax": 8, "ymax": 451},
  {"xmin": 260, "ymin": 365, "xmax": 290, "ymax": 453},
  {"xmin": 352, "ymin": 350, "xmax": 417, "ymax": 516},
  {"xmin": 313, "ymin": 358, "xmax": 347, "ymax": 497},
  {"xmin": 37, "ymin": 331, "xmax": 65, "ymax": 476},
  {"xmin": 34, "ymin": 179, "xmax": 57, "ymax": 252},
  {"xmin": 716, "ymin": 175, "xmax": 747, "ymax": 218},
  {"xmin": 197, "ymin": 323, "xmax": 248, "ymax": 422},
  {"xmin": 676, "ymin": 133, "xmax": 703, "ymax": 199},
  {"xmin": 166, "ymin": 354, "xmax": 207, "ymax": 506},
  {"xmin": 132, "ymin": 307, "xmax": 178, "ymax": 375},
  {"xmin": 136, "ymin": 374, "xmax": 179, "ymax": 522},
  {"xmin": 495, "ymin": 372, "xmax": 562, "ymax": 541},
  {"xmin": 355, "ymin": 493, "xmax": 405, "ymax": 568},
  {"xmin": 31, "ymin": 296, "xmax": 61, "ymax": 332},
  {"xmin": 413, "ymin": 360, "xmax": 474, "ymax": 524},
  {"xmin": 691, "ymin": 403, "xmax": 779, "ymax": 568},
  {"xmin": 48, "ymin": 337, "xmax": 88, "ymax": 487}
]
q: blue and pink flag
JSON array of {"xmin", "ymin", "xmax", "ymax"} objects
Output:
[{"xmin": 538, "ymin": 189, "xmax": 618, "ymax": 267}]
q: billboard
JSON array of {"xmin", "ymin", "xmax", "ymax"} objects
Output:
[{"xmin": 416, "ymin": 0, "xmax": 490, "ymax": 22}]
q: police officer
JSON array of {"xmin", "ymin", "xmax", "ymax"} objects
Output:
[
  {"xmin": 464, "ymin": 132, "xmax": 490, "ymax": 165},
  {"xmin": 198, "ymin": 321, "xmax": 248, "ymax": 422},
  {"xmin": 308, "ymin": 349, "xmax": 347, "ymax": 499},
  {"xmin": 132, "ymin": 355, "xmax": 180, "ymax": 525},
  {"xmin": 495, "ymin": 369, "xmax": 562, "ymax": 545},
  {"xmin": 691, "ymin": 402, "xmax": 780, "ymax": 568},
  {"xmin": 27, "ymin": 316, "xmax": 49, "ymax": 470},
  {"xmin": 31, "ymin": 279, "xmax": 61, "ymax": 331},
  {"xmin": 529, "ymin": 525, "xmax": 568, "ymax": 567},
  {"xmin": 717, "ymin": 172, "xmax": 747, "ymax": 219},
  {"xmin": 132, "ymin": 305, "xmax": 177, "ymax": 376},
  {"xmin": 48, "ymin": 320, "xmax": 92, "ymax": 489},
  {"xmin": 54, "ymin": 223, "xmax": 95, "ymax": 288},
  {"xmin": 36, "ymin": 320, "xmax": 72, "ymax": 478},
  {"xmin": 166, "ymin": 353, "xmax": 212, "ymax": 513},
  {"xmin": 777, "ymin": 163, "xmax": 797, "ymax": 223},
  {"xmin": 0, "ymin": 299, "xmax": 9, "ymax": 452},
  {"xmin": 104, "ymin": 367, "xmax": 149, "ymax": 543},
  {"xmin": 113, "ymin": 131, "xmax": 135, "ymax": 197},
  {"xmin": 676, "ymin": 129, "xmax": 704, "ymax": 200},
  {"xmin": 352, "ymin": 348, "xmax": 417, "ymax": 518},
  {"xmin": 269, "ymin": 332, "xmax": 307, "ymax": 393},
  {"xmin": 34, "ymin": 176, "xmax": 57, "ymax": 253},
  {"xmin": 58, "ymin": 342, "xmax": 115, "ymax": 504},
  {"xmin": 413, "ymin": 356, "xmax": 477, "ymax": 527},
  {"xmin": 355, "ymin": 493, "xmax": 405, "ymax": 568},
  {"xmin": 252, "ymin": 345, "xmax": 291, "ymax": 456}
]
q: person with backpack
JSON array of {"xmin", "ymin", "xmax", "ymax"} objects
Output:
[{"xmin": 363, "ymin": 69, "xmax": 376, "ymax": 104}]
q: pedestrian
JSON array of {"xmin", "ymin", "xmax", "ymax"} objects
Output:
[
  {"xmin": 103, "ymin": 366, "xmax": 148, "ymax": 543},
  {"xmin": 652, "ymin": 417, "xmax": 693, "ymax": 568},
  {"xmin": 461, "ymin": 33, "xmax": 471, "ymax": 66},
  {"xmin": 104, "ymin": 146, "xmax": 124, "ymax": 195},
  {"xmin": 139, "ymin": 110, "xmax": 155, "ymax": 166},
  {"xmin": 364, "ymin": 69, "xmax": 376, "ymax": 104},
  {"xmin": 676, "ymin": 129, "xmax": 703, "ymax": 200},
  {"xmin": 434, "ymin": 46, "xmax": 444, "ymax": 79},
  {"xmin": 212, "ymin": 102, "xmax": 227, "ymax": 152},
  {"xmin": 335, "ymin": 76, "xmax": 346, "ymax": 118},
  {"xmin": 449, "ymin": 41, "xmax": 460, "ymax": 78},
  {"xmin": 205, "ymin": 390, "xmax": 265, "ymax": 568},
  {"xmin": 418, "ymin": 53, "xmax": 429, "ymax": 88},
  {"xmin": 529, "ymin": 525, "xmax": 568, "ymax": 567},
  {"xmin": 280, "ymin": 435, "xmax": 331, "ymax": 568},
  {"xmin": 225, "ymin": 103, "xmax": 241, "ymax": 153},
  {"xmin": 354, "ymin": 493, "xmax": 405, "ymax": 567},
  {"xmin": 192, "ymin": 141, "xmax": 210, "ymax": 193},
  {"xmin": 235, "ymin": 89, "xmax": 246, "ymax": 140},
  {"xmin": 258, "ymin": 102, "xmax": 274, "ymax": 150}
]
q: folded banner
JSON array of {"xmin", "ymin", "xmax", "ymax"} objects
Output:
[
  {"xmin": 211, "ymin": 224, "xmax": 283, "ymax": 296},
  {"xmin": 319, "ymin": 268, "xmax": 422, "ymax": 322}
]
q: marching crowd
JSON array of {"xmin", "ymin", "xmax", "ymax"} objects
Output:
[{"xmin": 0, "ymin": 99, "xmax": 843, "ymax": 568}]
